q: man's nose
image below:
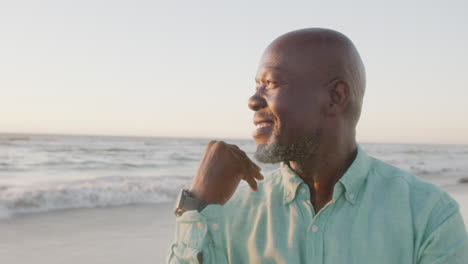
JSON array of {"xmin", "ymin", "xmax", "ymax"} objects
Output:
[{"xmin": 248, "ymin": 93, "xmax": 267, "ymax": 111}]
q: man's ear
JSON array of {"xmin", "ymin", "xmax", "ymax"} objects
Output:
[{"xmin": 327, "ymin": 79, "xmax": 350, "ymax": 112}]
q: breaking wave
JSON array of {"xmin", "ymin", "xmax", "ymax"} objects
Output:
[{"xmin": 0, "ymin": 175, "xmax": 191, "ymax": 219}]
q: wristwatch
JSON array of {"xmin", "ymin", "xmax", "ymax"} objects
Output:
[{"xmin": 174, "ymin": 189, "xmax": 209, "ymax": 217}]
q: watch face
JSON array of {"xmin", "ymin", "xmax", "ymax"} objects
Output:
[
  {"xmin": 174, "ymin": 189, "xmax": 186, "ymax": 217},
  {"xmin": 175, "ymin": 189, "xmax": 183, "ymax": 207},
  {"xmin": 174, "ymin": 190, "xmax": 184, "ymax": 216}
]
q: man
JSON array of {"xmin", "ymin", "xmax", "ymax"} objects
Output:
[{"xmin": 167, "ymin": 28, "xmax": 468, "ymax": 263}]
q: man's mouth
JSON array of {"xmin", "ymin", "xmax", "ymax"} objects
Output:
[
  {"xmin": 253, "ymin": 121, "xmax": 274, "ymax": 143},
  {"xmin": 256, "ymin": 122, "xmax": 274, "ymax": 129}
]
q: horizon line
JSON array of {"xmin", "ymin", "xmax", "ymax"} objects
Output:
[{"xmin": 1, "ymin": 131, "xmax": 467, "ymax": 146}]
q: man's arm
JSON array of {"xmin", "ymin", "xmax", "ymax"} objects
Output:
[
  {"xmin": 167, "ymin": 141, "xmax": 263, "ymax": 263},
  {"xmin": 417, "ymin": 193, "xmax": 468, "ymax": 264},
  {"xmin": 166, "ymin": 205, "xmax": 227, "ymax": 264}
]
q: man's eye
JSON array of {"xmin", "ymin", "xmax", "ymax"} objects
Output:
[{"xmin": 256, "ymin": 80, "xmax": 278, "ymax": 91}]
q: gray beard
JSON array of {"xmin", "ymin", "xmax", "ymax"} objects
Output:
[{"xmin": 254, "ymin": 132, "xmax": 322, "ymax": 164}]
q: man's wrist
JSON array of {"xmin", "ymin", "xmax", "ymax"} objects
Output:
[
  {"xmin": 186, "ymin": 189, "xmax": 210, "ymax": 210},
  {"xmin": 174, "ymin": 189, "xmax": 209, "ymax": 217},
  {"xmin": 187, "ymin": 188, "xmax": 209, "ymax": 203}
]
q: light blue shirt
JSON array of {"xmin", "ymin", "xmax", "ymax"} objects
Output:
[{"xmin": 167, "ymin": 145, "xmax": 468, "ymax": 263}]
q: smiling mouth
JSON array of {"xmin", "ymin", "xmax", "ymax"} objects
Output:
[
  {"xmin": 253, "ymin": 121, "xmax": 274, "ymax": 142},
  {"xmin": 256, "ymin": 122, "xmax": 273, "ymax": 129}
]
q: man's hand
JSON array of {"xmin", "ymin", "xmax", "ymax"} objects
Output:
[{"xmin": 189, "ymin": 140, "xmax": 264, "ymax": 205}]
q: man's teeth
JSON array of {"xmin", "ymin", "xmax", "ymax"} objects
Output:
[{"xmin": 257, "ymin": 123, "xmax": 273, "ymax": 128}]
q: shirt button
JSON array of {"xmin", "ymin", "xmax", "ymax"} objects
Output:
[
  {"xmin": 349, "ymin": 193, "xmax": 355, "ymax": 200},
  {"xmin": 212, "ymin": 223, "xmax": 219, "ymax": 230},
  {"xmin": 312, "ymin": 225, "xmax": 319, "ymax": 232},
  {"xmin": 197, "ymin": 222, "xmax": 204, "ymax": 230}
]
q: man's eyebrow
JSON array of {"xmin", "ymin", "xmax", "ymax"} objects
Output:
[
  {"xmin": 255, "ymin": 66, "xmax": 287, "ymax": 82},
  {"xmin": 262, "ymin": 66, "xmax": 287, "ymax": 73}
]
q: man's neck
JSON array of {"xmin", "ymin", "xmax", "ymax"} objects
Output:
[{"xmin": 289, "ymin": 140, "xmax": 357, "ymax": 213}]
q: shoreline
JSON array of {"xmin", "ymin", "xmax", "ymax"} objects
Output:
[{"xmin": 1, "ymin": 184, "xmax": 467, "ymax": 264}]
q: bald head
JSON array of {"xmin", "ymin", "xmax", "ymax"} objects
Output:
[
  {"xmin": 261, "ymin": 28, "xmax": 366, "ymax": 126},
  {"xmin": 250, "ymin": 28, "xmax": 366, "ymax": 162}
]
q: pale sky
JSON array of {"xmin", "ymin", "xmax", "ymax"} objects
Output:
[{"xmin": 1, "ymin": 0, "xmax": 467, "ymax": 144}]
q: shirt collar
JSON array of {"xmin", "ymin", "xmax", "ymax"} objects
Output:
[
  {"xmin": 337, "ymin": 144, "xmax": 372, "ymax": 204},
  {"xmin": 280, "ymin": 144, "xmax": 372, "ymax": 205},
  {"xmin": 280, "ymin": 161, "xmax": 305, "ymax": 205}
]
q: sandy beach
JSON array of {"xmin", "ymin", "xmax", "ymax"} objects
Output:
[
  {"xmin": 0, "ymin": 203, "xmax": 176, "ymax": 264},
  {"xmin": 1, "ymin": 184, "xmax": 467, "ymax": 264}
]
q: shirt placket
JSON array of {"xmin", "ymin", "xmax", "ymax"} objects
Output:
[{"xmin": 296, "ymin": 185, "xmax": 337, "ymax": 264}]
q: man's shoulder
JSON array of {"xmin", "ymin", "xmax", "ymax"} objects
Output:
[
  {"xmin": 370, "ymin": 157, "xmax": 444, "ymax": 192},
  {"xmin": 368, "ymin": 156, "xmax": 459, "ymax": 213}
]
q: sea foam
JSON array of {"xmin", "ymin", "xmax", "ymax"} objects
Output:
[{"xmin": 0, "ymin": 175, "xmax": 190, "ymax": 219}]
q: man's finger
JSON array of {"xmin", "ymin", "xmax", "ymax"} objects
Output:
[
  {"xmin": 230, "ymin": 146, "xmax": 263, "ymax": 180},
  {"xmin": 228, "ymin": 145, "xmax": 263, "ymax": 189},
  {"xmin": 228, "ymin": 147, "xmax": 243, "ymax": 161},
  {"xmin": 231, "ymin": 151, "xmax": 259, "ymax": 191},
  {"xmin": 229, "ymin": 144, "xmax": 260, "ymax": 168},
  {"xmin": 242, "ymin": 171, "xmax": 258, "ymax": 191},
  {"xmin": 251, "ymin": 169, "xmax": 264, "ymax": 181},
  {"xmin": 248, "ymin": 158, "xmax": 261, "ymax": 171},
  {"xmin": 241, "ymin": 157, "xmax": 263, "ymax": 190},
  {"xmin": 245, "ymin": 160, "xmax": 264, "ymax": 180}
]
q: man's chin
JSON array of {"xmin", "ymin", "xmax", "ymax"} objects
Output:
[
  {"xmin": 254, "ymin": 132, "xmax": 322, "ymax": 164},
  {"xmin": 252, "ymin": 134, "xmax": 272, "ymax": 145},
  {"xmin": 254, "ymin": 142, "xmax": 284, "ymax": 164}
]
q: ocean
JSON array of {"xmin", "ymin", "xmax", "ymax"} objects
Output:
[{"xmin": 1, "ymin": 133, "xmax": 467, "ymax": 219}]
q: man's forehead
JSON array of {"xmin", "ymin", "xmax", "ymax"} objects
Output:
[
  {"xmin": 259, "ymin": 46, "xmax": 290, "ymax": 65},
  {"xmin": 256, "ymin": 49, "xmax": 291, "ymax": 77},
  {"xmin": 256, "ymin": 66, "xmax": 286, "ymax": 75},
  {"xmin": 255, "ymin": 49, "xmax": 313, "ymax": 81}
]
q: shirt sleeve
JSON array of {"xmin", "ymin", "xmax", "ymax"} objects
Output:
[
  {"xmin": 417, "ymin": 193, "xmax": 468, "ymax": 264},
  {"xmin": 166, "ymin": 204, "xmax": 229, "ymax": 264}
]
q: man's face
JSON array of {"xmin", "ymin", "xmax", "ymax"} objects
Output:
[{"xmin": 248, "ymin": 46, "xmax": 328, "ymax": 163}]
